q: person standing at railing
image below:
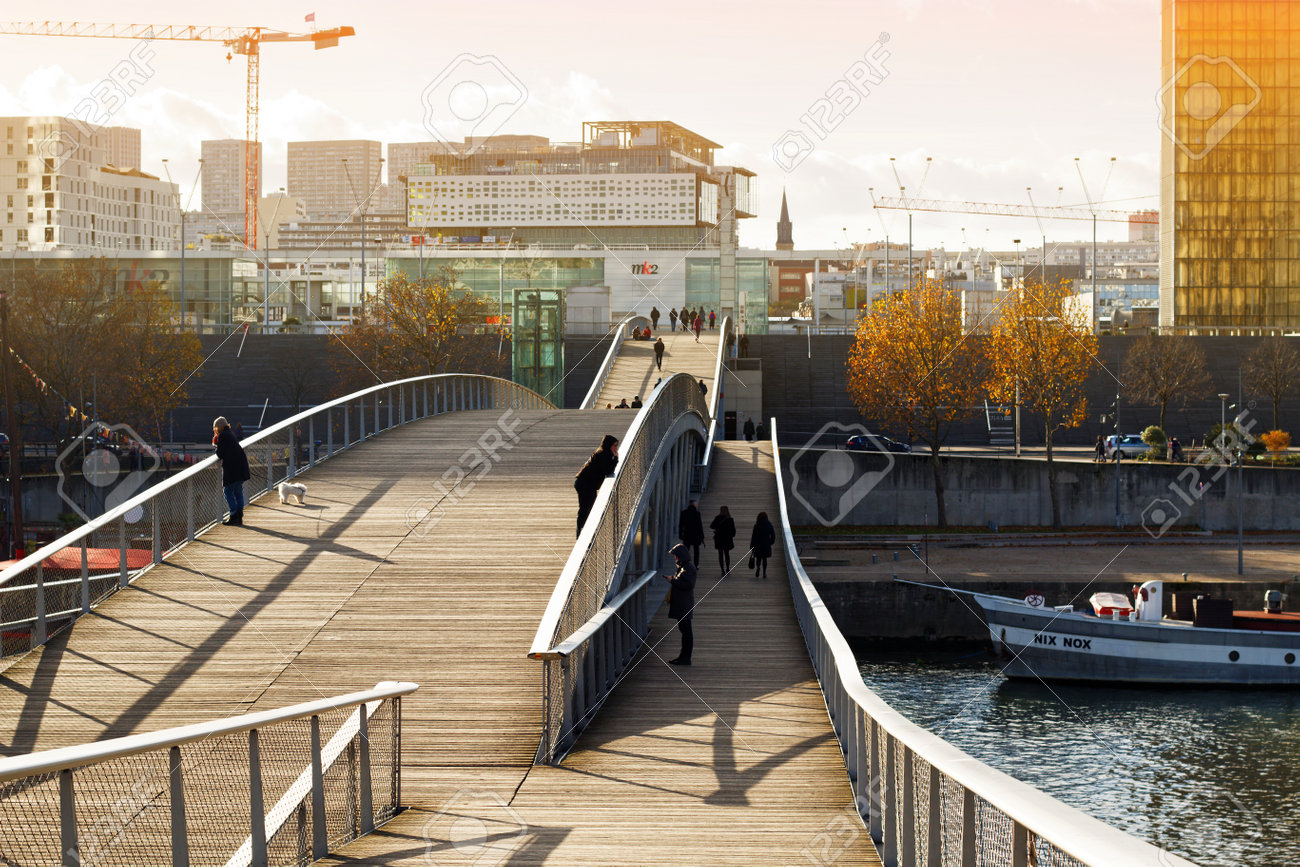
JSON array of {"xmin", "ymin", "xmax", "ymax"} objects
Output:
[
  {"xmin": 213, "ymin": 416, "xmax": 251, "ymax": 527},
  {"xmin": 710, "ymin": 505, "xmax": 736, "ymax": 575},
  {"xmin": 654, "ymin": 336, "xmax": 665, "ymax": 371},
  {"xmin": 664, "ymin": 542, "xmax": 697, "ymax": 666},
  {"xmin": 749, "ymin": 511, "xmax": 776, "ymax": 579},
  {"xmin": 573, "ymin": 434, "xmax": 619, "ymax": 538},
  {"xmin": 678, "ymin": 499, "xmax": 705, "ymax": 565}
]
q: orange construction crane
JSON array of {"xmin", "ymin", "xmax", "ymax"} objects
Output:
[
  {"xmin": 1, "ymin": 21, "xmax": 355, "ymax": 249},
  {"xmin": 873, "ymin": 196, "xmax": 1156, "ymax": 224}
]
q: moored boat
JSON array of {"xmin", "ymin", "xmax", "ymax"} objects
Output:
[{"xmin": 907, "ymin": 579, "xmax": 1300, "ymax": 685}]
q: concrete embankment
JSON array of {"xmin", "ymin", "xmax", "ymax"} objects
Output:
[{"xmin": 799, "ymin": 535, "xmax": 1300, "ymax": 645}]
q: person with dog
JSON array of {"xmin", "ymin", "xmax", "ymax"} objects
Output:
[
  {"xmin": 710, "ymin": 505, "xmax": 736, "ymax": 575},
  {"xmin": 213, "ymin": 416, "xmax": 250, "ymax": 526},
  {"xmin": 664, "ymin": 542, "xmax": 697, "ymax": 665},
  {"xmin": 654, "ymin": 336, "xmax": 665, "ymax": 371},
  {"xmin": 750, "ymin": 511, "xmax": 776, "ymax": 579},
  {"xmin": 678, "ymin": 499, "xmax": 705, "ymax": 565},
  {"xmin": 574, "ymin": 434, "xmax": 619, "ymax": 537}
]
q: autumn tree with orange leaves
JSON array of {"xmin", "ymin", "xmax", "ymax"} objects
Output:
[
  {"xmin": 333, "ymin": 269, "xmax": 507, "ymax": 391},
  {"xmin": 7, "ymin": 259, "xmax": 203, "ymax": 444},
  {"xmin": 989, "ymin": 278, "xmax": 1098, "ymax": 529},
  {"xmin": 846, "ymin": 277, "xmax": 989, "ymax": 527}
]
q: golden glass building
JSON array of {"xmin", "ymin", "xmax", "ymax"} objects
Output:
[{"xmin": 1160, "ymin": 0, "xmax": 1300, "ymax": 330}]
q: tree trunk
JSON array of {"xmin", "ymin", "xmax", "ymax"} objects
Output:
[
  {"xmin": 1273, "ymin": 392, "xmax": 1280, "ymax": 431},
  {"xmin": 1158, "ymin": 400, "xmax": 1167, "ymax": 433},
  {"xmin": 1045, "ymin": 422, "xmax": 1061, "ymax": 530},
  {"xmin": 930, "ymin": 441, "xmax": 947, "ymax": 528}
]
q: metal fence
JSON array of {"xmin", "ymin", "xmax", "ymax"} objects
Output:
[
  {"xmin": 0, "ymin": 374, "xmax": 555, "ymax": 658},
  {"xmin": 0, "ymin": 681, "xmax": 417, "ymax": 867},
  {"xmin": 529, "ymin": 374, "xmax": 709, "ymax": 762},
  {"xmin": 768, "ymin": 419, "xmax": 1199, "ymax": 867}
]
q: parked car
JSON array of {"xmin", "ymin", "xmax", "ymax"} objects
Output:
[
  {"xmin": 1105, "ymin": 433, "xmax": 1152, "ymax": 459},
  {"xmin": 846, "ymin": 433, "xmax": 911, "ymax": 454}
]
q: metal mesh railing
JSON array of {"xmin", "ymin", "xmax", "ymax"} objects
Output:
[
  {"xmin": 0, "ymin": 682, "xmax": 414, "ymax": 867},
  {"xmin": 530, "ymin": 374, "xmax": 710, "ymax": 763},
  {"xmin": 0, "ymin": 375, "xmax": 555, "ymax": 659},
  {"xmin": 769, "ymin": 419, "xmax": 1198, "ymax": 867}
]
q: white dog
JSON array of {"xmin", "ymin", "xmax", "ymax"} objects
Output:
[{"xmin": 277, "ymin": 481, "xmax": 307, "ymax": 505}]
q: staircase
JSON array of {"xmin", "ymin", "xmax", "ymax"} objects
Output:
[{"xmin": 985, "ymin": 400, "xmax": 1015, "ymax": 447}]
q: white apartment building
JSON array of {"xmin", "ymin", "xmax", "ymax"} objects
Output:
[
  {"xmin": 201, "ymin": 138, "xmax": 261, "ymax": 217},
  {"xmin": 0, "ymin": 117, "xmax": 178, "ymax": 252},
  {"xmin": 287, "ymin": 140, "xmax": 382, "ymax": 221}
]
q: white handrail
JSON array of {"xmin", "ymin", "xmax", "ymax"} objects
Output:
[
  {"xmin": 537, "ymin": 570, "xmax": 657, "ymax": 659},
  {"xmin": 0, "ymin": 681, "xmax": 417, "ymax": 782},
  {"xmin": 580, "ymin": 315, "xmax": 638, "ymax": 409},
  {"xmin": 1, "ymin": 373, "xmax": 553, "ymax": 588},
  {"xmin": 529, "ymin": 374, "xmax": 708, "ymax": 656},
  {"xmin": 697, "ymin": 315, "xmax": 731, "ymax": 478},
  {"xmin": 768, "ymin": 419, "xmax": 1198, "ymax": 867}
]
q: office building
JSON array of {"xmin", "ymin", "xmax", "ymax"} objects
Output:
[
  {"xmin": 287, "ymin": 140, "xmax": 382, "ymax": 221},
  {"xmin": 93, "ymin": 126, "xmax": 140, "ymax": 171},
  {"xmin": 0, "ymin": 116, "xmax": 177, "ymax": 252},
  {"xmin": 201, "ymin": 138, "xmax": 260, "ymax": 218},
  {"xmin": 1160, "ymin": 0, "xmax": 1300, "ymax": 330},
  {"xmin": 405, "ymin": 121, "xmax": 756, "ymax": 249}
]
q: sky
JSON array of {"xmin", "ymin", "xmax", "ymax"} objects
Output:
[{"xmin": 0, "ymin": 0, "xmax": 1161, "ymax": 252}]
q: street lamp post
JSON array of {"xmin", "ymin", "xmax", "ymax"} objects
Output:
[
  {"xmin": 263, "ymin": 187, "xmax": 287, "ymax": 335},
  {"xmin": 1013, "ymin": 238, "xmax": 1022, "ymax": 457},
  {"xmin": 343, "ymin": 157, "xmax": 383, "ymax": 319},
  {"xmin": 1114, "ymin": 393, "xmax": 1123, "ymax": 529}
]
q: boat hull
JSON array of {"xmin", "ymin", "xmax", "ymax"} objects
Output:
[{"xmin": 975, "ymin": 594, "xmax": 1300, "ymax": 685}]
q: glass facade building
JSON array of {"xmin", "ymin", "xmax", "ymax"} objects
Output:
[{"xmin": 1161, "ymin": 0, "xmax": 1300, "ymax": 329}]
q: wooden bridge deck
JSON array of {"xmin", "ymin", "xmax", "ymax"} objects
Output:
[
  {"xmin": 1, "ymin": 337, "xmax": 877, "ymax": 863},
  {"xmin": 593, "ymin": 327, "xmax": 719, "ymax": 410},
  {"xmin": 325, "ymin": 441, "xmax": 881, "ymax": 865}
]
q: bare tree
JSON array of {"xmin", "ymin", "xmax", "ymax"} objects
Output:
[
  {"xmin": 1122, "ymin": 335, "xmax": 1213, "ymax": 430},
  {"xmin": 1244, "ymin": 337, "xmax": 1300, "ymax": 430}
]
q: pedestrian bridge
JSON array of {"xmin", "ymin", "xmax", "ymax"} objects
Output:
[{"xmin": 0, "ymin": 321, "xmax": 1193, "ymax": 866}]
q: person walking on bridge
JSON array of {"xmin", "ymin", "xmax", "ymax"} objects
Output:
[
  {"xmin": 654, "ymin": 336, "xmax": 665, "ymax": 371},
  {"xmin": 750, "ymin": 511, "xmax": 776, "ymax": 579},
  {"xmin": 669, "ymin": 308, "xmax": 678, "ymax": 332},
  {"xmin": 678, "ymin": 499, "xmax": 705, "ymax": 565},
  {"xmin": 213, "ymin": 416, "xmax": 250, "ymax": 526},
  {"xmin": 574, "ymin": 434, "xmax": 619, "ymax": 537},
  {"xmin": 710, "ymin": 505, "xmax": 736, "ymax": 574},
  {"xmin": 650, "ymin": 306, "xmax": 660, "ymax": 331},
  {"xmin": 664, "ymin": 542, "xmax": 697, "ymax": 665},
  {"xmin": 692, "ymin": 313, "xmax": 703, "ymax": 342}
]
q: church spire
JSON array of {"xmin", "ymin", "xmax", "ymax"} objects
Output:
[{"xmin": 776, "ymin": 189, "xmax": 793, "ymax": 251}]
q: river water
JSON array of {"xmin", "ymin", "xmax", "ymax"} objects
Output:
[{"xmin": 857, "ymin": 651, "xmax": 1300, "ymax": 867}]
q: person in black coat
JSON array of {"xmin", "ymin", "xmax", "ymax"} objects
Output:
[
  {"xmin": 750, "ymin": 511, "xmax": 776, "ymax": 579},
  {"xmin": 573, "ymin": 434, "xmax": 619, "ymax": 537},
  {"xmin": 213, "ymin": 416, "xmax": 251, "ymax": 526},
  {"xmin": 664, "ymin": 542, "xmax": 697, "ymax": 665},
  {"xmin": 650, "ymin": 306, "xmax": 660, "ymax": 331},
  {"xmin": 653, "ymin": 336, "xmax": 665, "ymax": 370},
  {"xmin": 678, "ymin": 499, "xmax": 705, "ymax": 565},
  {"xmin": 742, "ymin": 417, "xmax": 756, "ymax": 442},
  {"xmin": 709, "ymin": 505, "xmax": 736, "ymax": 574}
]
